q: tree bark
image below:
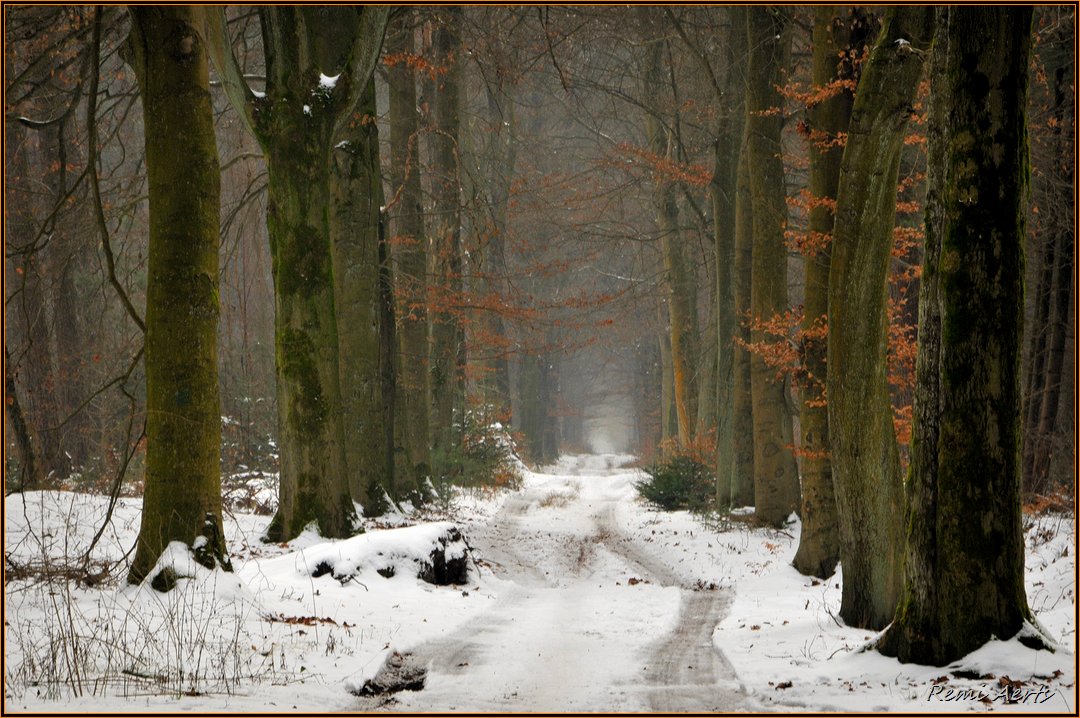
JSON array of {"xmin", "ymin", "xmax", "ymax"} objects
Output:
[
  {"xmin": 478, "ymin": 52, "xmax": 517, "ymax": 418},
  {"xmin": 745, "ymin": 7, "xmax": 799, "ymax": 527},
  {"xmin": 330, "ymin": 79, "xmax": 396, "ymax": 510},
  {"xmin": 387, "ymin": 14, "xmax": 432, "ymax": 488},
  {"xmin": 5, "ymin": 346, "xmax": 45, "ymax": 492},
  {"xmin": 731, "ymin": 135, "xmax": 755, "ymax": 507},
  {"xmin": 658, "ymin": 299, "xmax": 677, "ymax": 444},
  {"xmin": 429, "ymin": 8, "xmax": 466, "ymax": 478},
  {"xmin": 126, "ymin": 6, "xmax": 229, "ymax": 582},
  {"xmin": 827, "ymin": 5, "xmax": 934, "ymax": 629},
  {"xmin": 793, "ymin": 6, "xmax": 870, "ymax": 579},
  {"xmin": 712, "ymin": 6, "xmax": 747, "ymax": 507},
  {"xmin": 204, "ymin": 6, "xmax": 389, "ymax": 539},
  {"xmin": 880, "ymin": 6, "xmax": 1039, "ymax": 664}
]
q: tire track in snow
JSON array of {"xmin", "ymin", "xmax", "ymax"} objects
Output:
[{"xmin": 355, "ymin": 455, "xmax": 756, "ymax": 712}]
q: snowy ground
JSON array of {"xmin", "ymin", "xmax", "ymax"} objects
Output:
[{"xmin": 4, "ymin": 454, "xmax": 1075, "ymax": 713}]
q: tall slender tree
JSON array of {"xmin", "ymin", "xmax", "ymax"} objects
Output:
[
  {"xmin": 793, "ymin": 6, "xmax": 873, "ymax": 579},
  {"xmin": 386, "ymin": 12, "xmax": 431, "ymax": 487},
  {"xmin": 731, "ymin": 137, "xmax": 756, "ymax": 507},
  {"xmin": 880, "ymin": 6, "xmax": 1046, "ymax": 665},
  {"xmin": 641, "ymin": 8, "xmax": 699, "ymax": 449},
  {"xmin": 745, "ymin": 7, "xmax": 800, "ymax": 527},
  {"xmin": 125, "ymin": 6, "xmax": 229, "ymax": 582},
  {"xmin": 330, "ymin": 78, "xmax": 395, "ymax": 509},
  {"xmin": 429, "ymin": 7, "xmax": 467, "ymax": 477},
  {"xmin": 827, "ymin": 5, "xmax": 934, "ymax": 629}
]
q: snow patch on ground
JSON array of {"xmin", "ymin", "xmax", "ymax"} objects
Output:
[{"xmin": 4, "ymin": 459, "xmax": 1075, "ymax": 713}]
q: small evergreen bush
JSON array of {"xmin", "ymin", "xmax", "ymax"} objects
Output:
[{"xmin": 635, "ymin": 455, "xmax": 713, "ymax": 512}]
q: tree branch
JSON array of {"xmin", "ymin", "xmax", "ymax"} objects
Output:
[
  {"xmin": 201, "ymin": 6, "xmax": 259, "ymax": 139},
  {"xmin": 92, "ymin": 6, "xmax": 145, "ymax": 333}
]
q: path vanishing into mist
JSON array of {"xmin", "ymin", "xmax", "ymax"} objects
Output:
[{"xmin": 356, "ymin": 454, "xmax": 757, "ymax": 712}]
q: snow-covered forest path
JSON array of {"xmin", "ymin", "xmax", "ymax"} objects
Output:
[{"xmin": 359, "ymin": 454, "xmax": 755, "ymax": 712}]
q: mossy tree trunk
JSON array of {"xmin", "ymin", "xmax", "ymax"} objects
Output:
[
  {"xmin": 826, "ymin": 5, "xmax": 934, "ymax": 629},
  {"xmin": 745, "ymin": 7, "xmax": 799, "ymax": 527},
  {"xmin": 731, "ymin": 136, "xmax": 756, "ymax": 507},
  {"xmin": 387, "ymin": 14, "xmax": 431, "ymax": 488},
  {"xmin": 205, "ymin": 6, "xmax": 390, "ymax": 540},
  {"xmin": 126, "ymin": 6, "xmax": 229, "ymax": 582},
  {"xmin": 880, "ymin": 6, "xmax": 1040, "ymax": 665},
  {"xmin": 263, "ymin": 122, "xmax": 354, "ymax": 540},
  {"xmin": 330, "ymin": 79, "xmax": 398, "ymax": 509},
  {"xmin": 793, "ymin": 7, "xmax": 873, "ymax": 579},
  {"xmin": 429, "ymin": 8, "xmax": 466, "ymax": 478}
]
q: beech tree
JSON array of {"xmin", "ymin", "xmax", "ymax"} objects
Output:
[
  {"xmin": 640, "ymin": 7, "xmax": 699, "ymax": 449},
  {"xmin": 880, "ymin": 6, "xmax": 1046, "ymax": 665},
  {"xmin": 386, "ymin": 11, "xmax": 431, "ymax": 487},
  {"xmin": 428, "ymin": 7, "xmax": 467, "ymax": 478},
  {"xmin": 792, "ymin": 7, "xmax": 874, "ymax": 579},
  {"xmin": 206, "ymin": 6, "xmax": 391, "ymax": 539},
  {"xmin": 745, "ymin": 7, "xmax": 800, "ymax": 527},
  {"xmin": 125, "ymin": 6, "xmax": 230, "ymax": 582},
  {"xmin": 827, "ymin": 5, "xmax": 934, "ymax": 629}
]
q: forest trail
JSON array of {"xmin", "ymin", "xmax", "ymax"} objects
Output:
[{"xmin": 357, "ymin": 454, "xmax": 755, "ymax": 712}]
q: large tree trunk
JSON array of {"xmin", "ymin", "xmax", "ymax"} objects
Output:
[
  {"xmin": 429, "ymin": 8, "xmax": 466, "ymax": 478},
  {"xmin": 880, "ymin": 7, "xmax": 1038, "ymax": 664},
  {"xmin": 730, "ymin": 136, "xmax": 755, "ymax": 507},
  {"xmin": 204, "ymin": 6, "xmax": 389, "ymax": 540},
  {"xmin": 793, "ymin": 6, "xmax": 871, "ymax": 579},
  {"xmin": 827, "ymin": 5, "xmax": 934, "ymax": 629},
  {"xmin": 745, "ymin": 7, "xmax": 799, "ymax": 527},
  {"xmin": 330, "ymin": 79, "xmax": 396, "ymax": 510},
  {"xmin": 387, "ymin": 14, "xmax": 432, "ymax": 487},
  {"xmin": 126, "ymin": 6, "xmax": 229, "ymax": 582},
  {"xmin": 713, "ymin": 6, "xmax": 747, "ymax": 507},
  {"xmin": 262, "ymin": 117, "xmax": 355, "ymax": 541}
]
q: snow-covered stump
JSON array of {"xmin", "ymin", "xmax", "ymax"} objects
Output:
[
  {"xmin": 351, "ymin": 651, "xmax": 427, "ymax": 697},
  {"xmin": 300, "ymin": 522, "xmax": 471, "ymax": 586}
]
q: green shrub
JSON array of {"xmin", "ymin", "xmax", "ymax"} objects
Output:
[{"xmin": 635, "ymin": 456, "xmax": 713, "ymax": 512}]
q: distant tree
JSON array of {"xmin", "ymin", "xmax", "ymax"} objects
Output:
[
  {"xmin": 880, "ymin": 6, "xmax": 1046, "ymax": 665},
  {"xmin": 640, "ymin": 7, "xmax": 699, "ymax": 449},
  {"xmin": 664, "ymin": 5, "xmax": 747, "ymax": 505},
  {"xmin": 827, "ymin": 5, "xmax": 934, "ymax": 629},
  {"xmin": 125, "ymin": 6, "xmax": 230, "ymax": 582},
  {"xmin": 1023, "ymin": 7, "xmax": 1075, "ymax": 495}
]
